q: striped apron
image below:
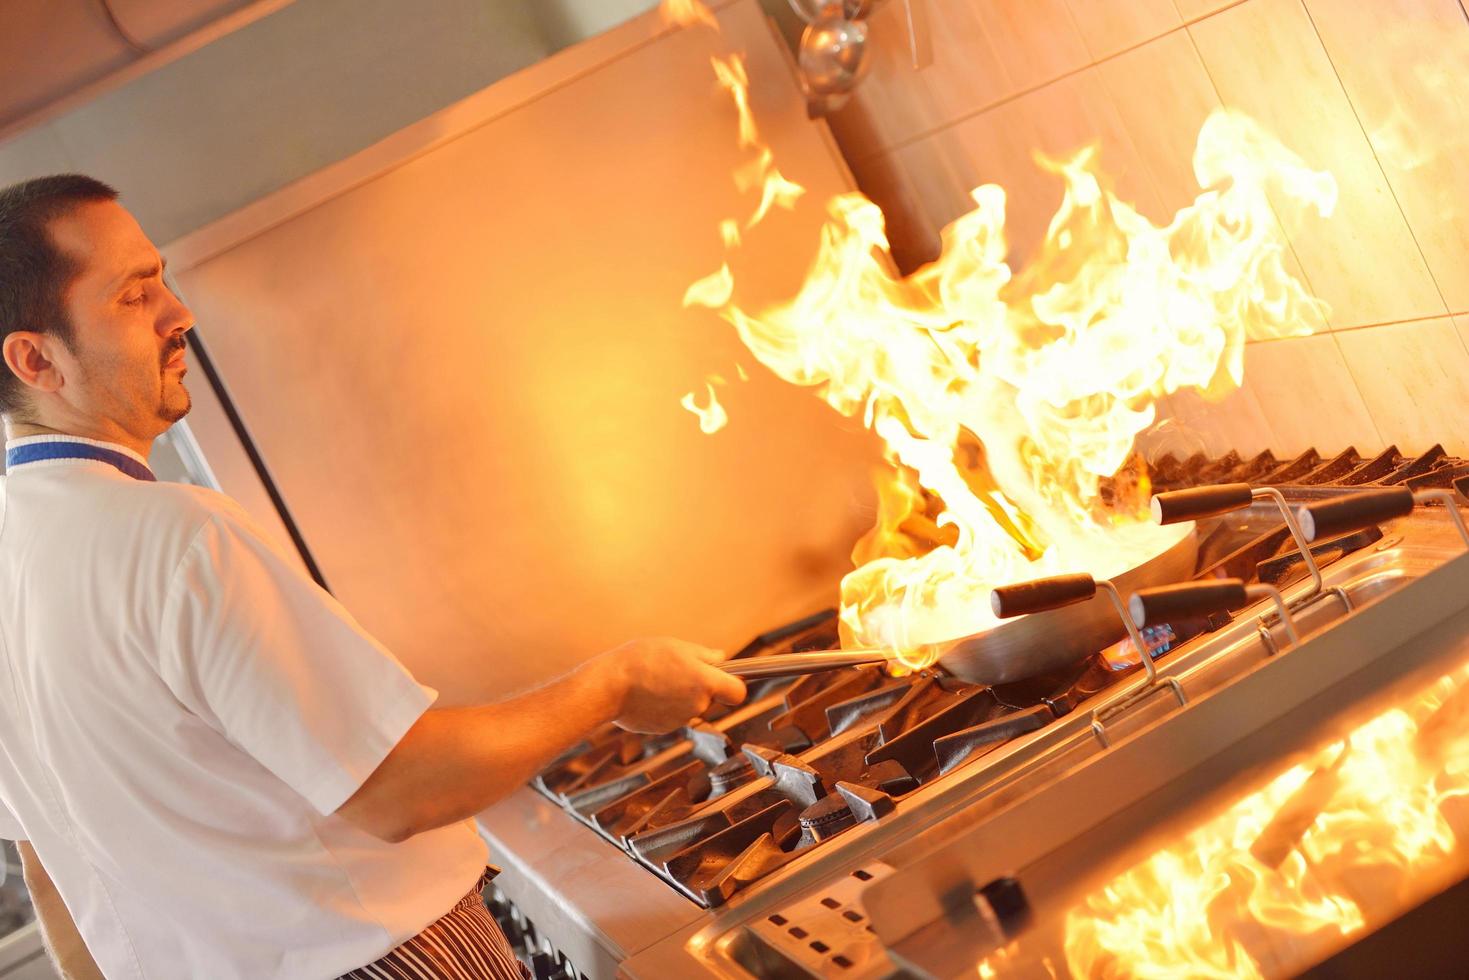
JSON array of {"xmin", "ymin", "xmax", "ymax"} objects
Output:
[{"xmin": 340, "ymin": 869, "xmax": 528, "ymax": 980}]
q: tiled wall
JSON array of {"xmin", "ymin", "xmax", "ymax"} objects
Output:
[{"xmin": 825, "ymin": 0, "xmax": 1469, "ymax": 459}]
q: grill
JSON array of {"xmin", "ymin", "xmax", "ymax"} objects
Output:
[{"xmin": 478, "ymin": 445, "xmax": 1469, "ymax": 979}]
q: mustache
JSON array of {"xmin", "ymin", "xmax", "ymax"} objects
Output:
[{"xmin": 161, "ymin": 336, "xmax": 188, "ymax": 369}]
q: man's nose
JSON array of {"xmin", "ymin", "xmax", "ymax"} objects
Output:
[{"xmin": 158, "ymin": 286, "xmax": 195, "ymax": 335}]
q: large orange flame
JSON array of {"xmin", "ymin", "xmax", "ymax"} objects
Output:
[
  {"xmin": 1059, "ymin": 665, "xmax": 1469, "ymax": 977},
  {"xmin": 660, "ymin": 0, "xmax": 718, "ymax": 29},
  {"xmin": 666, "ymin": 0, "xmax": 1336, "ymax": 665}
]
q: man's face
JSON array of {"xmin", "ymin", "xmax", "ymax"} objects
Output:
[{"xmin": 45, "ymin": 200, "xmax": 195, "ymax": 440}]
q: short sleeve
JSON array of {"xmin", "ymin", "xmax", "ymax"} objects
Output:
[
  {"xmin": 158, "ymin": 510, "xmax": 437, "ymax": 815},
  {"xmin": 0, "ymin": 796, "xmax": 24, "ymax": 841}
]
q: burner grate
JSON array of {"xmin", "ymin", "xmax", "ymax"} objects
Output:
[{"xmin": 1149, "ymin": 443, "xmax": 1469, "ymax": 495}]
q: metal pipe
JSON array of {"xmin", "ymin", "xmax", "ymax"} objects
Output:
[
  {"xmin": 1246, "ymin": 583, "xmax": 1299, "ymax": 647},
  {"xmin": 723, "ymin": 649, "xmax": 891, "ymax": 679},
  {"xmin": 1097, "ymin": 579, "xmax": 1155, "ymax": 686},
  {"xmin": 1252, "ymin": 486, "xmax": 1325, "ymax": 601}
]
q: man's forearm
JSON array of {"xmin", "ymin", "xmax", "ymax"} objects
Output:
[
  {"xmin": 17, "ymin": 843, "xmax": 103, "ymax": 980},
  {"xmin": 338, "ymin": 660, "xmax": 622, "ymax": 841}
]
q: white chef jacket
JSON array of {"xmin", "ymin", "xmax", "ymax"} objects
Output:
[{"xmin": 0, "ymin": 435, "xmax": 487, "ymax": 979}]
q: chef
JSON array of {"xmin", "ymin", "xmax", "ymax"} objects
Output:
[{"xmin": 0, "ymin": 175, "xmax": 747, "ymax": 979}]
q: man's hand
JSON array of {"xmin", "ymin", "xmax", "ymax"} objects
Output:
[
  {"xmin": 587, "ymin": 638, "xmax": 747, "ymax": 734},
  {"xmin": 335, "ymin": 636, "xmax": 747, "ymax": 842}
]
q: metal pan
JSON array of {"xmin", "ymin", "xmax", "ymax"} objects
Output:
[
  {"xmin": 935, "ymin": 524, "xmax": 1198, "ymax": 684},
  {"xmin": 725, "ymin": 525, "xmax": 1199, "ymax": 686}
]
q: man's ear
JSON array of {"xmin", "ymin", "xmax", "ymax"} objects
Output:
[{"xmin": 1, "ymin": 331, "xmax": 62, "ymax": 394}]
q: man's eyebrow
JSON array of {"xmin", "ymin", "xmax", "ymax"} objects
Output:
[{"xmin": 108, "ymin": 256, "xmax": 167, "ymax": 293}]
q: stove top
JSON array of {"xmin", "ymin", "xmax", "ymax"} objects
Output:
[
  {"xmin": 478, "ymin": 443, "xmax": 1469, "ymax": 979},
  {"xmin": 538, "ymin": 616, "xmax": 1164, "ymax": 908}
]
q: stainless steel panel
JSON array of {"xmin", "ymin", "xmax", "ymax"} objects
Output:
[{"xmin": 169, "ymin": 1, "xmax": 875, "ymax": 700}]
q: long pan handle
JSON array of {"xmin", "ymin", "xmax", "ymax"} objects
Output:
[
  {"xmin": 1128, "ymin": 579, "xmax": 1249, "ymax": 627},
  {"xmin": 723, "ymin": 650, "xmax": 891, "ymax": 679},
  {"xmin": 990, "ymin": 573, "xmax": 1096, "ymax": 618},
  {"xmin": 1296, "ymin": 488, "xmax": 1414, "ymax": 543},
  {"xmin": 1151, "ymin": 483, "xmax": 1254, "ymax": 524}
]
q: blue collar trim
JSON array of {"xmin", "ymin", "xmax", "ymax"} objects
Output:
[{"xmin": 5, "ymin": 441, "xmax": 157, "ymax": 482}]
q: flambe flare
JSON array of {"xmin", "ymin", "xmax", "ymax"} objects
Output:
[
  {"xmin": 670, "ymin": 0, "xmax": 1333, "ymax": 667},
  {"xmin": 719, "ymin": 218, "xmax": 743, "ymax": 248},
  {"xmin": 659, "ymin": 0, "xmax": 717, "ymax": 29},
  {"xmin": 681, "ymin": 382, "xmax": 728, "ymax": 433},
  {"xmin": 744, "ymin": 154, "xmax": 805, "ymax": 229},
  {"xmin": 683, "ymin": 263, "xmax": 734, "ymax": 309},
  {"xmin": 700, "ymin": 108, "xmax": 1336, "ymax": 664},
  {"xmin": 712, "ymin": 55, "xmax": 759, "ymax": 150},
  {"xmin": 978, "ymin": 949, "xmax": 1059, "ymax": 979},
  {"xmin": 1060, "ymin": 666, "xmax": 1469, "ymax": 978},
  {"xmin": 711, "ymin": 62, "xmax": 802, "ymax": 229}
]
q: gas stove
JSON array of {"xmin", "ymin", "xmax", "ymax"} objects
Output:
[
  {"xmin": 476, "ymin": 443, "xmax": 1469, "ymax": 979},
  {"xmin": 535, "ymin": 604, "xmax": 1162, "ymax": 907}
]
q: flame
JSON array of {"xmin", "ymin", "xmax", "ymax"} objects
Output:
[
  {"xmin": 1060, "ymin": 666, "xmax": 1469, "ymax": 977},
  {"xmin": 675, "ymin": 9, "xmax": 1335, "ymax": 667},
  {"xmin": 684, "ymin": 263, "xmax": 734, "ymax": 309},
  {"xmin": 712, "ymin": 55, "xmax": 760, "ymax": 150},
  {"xmin": 978, "ymin": 946, "xmax": 1059, "ymax": 978},
  {"xmin": 681, "ymin": 381, "xmax": 728, "ymax": 433},
  {"xmin": 851, "ymin": 466, "xmax": 949, "ymax": 568},
  {"xmin": 660, "ymin": 0, "xmax": 718, "ymax": 29},
  {"xmin": 720, "ymin": 218, "xmax": 743, "ymax": 248},
  {"xmin": 737, "ymin": 149, "xmax": 805, "ymax": 229}
]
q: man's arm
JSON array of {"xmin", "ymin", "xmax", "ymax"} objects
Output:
[
  {"xmin": 335, "ymin": 637, "xmax": 745, "ymax": 843},
  {"xmin": 16, "ymin": 842, "xmax": 104, "ymax": 980}
]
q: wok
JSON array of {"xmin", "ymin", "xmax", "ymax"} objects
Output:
[{"xmin": 725, "ymin": 524, "xmax": 1199, "ymax": 686}]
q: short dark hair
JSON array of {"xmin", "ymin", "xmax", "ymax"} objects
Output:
[{"xmin": 0, "ymin": 174, "xmax": 119, "ymax": 416}]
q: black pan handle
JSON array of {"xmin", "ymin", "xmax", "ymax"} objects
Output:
[
  {"xmin": 1151, "ymin": 483, "xmax": 1254, "ymax": 525},
  {"xmin": 1296, "ymin": 488, "xmax": 1415, "ymax": 543},
  {"xmin": 1128, "ymin": 579, "xmax": 1249, "ymax": 627},
  {"xmin": 990, "ymin": 573, "xmax": 1096, "ymax": 618}
]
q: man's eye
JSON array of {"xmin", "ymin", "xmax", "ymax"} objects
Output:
[{"xmin": 122, "ymin": 293, "xmax": 145, "ymax": 307}]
